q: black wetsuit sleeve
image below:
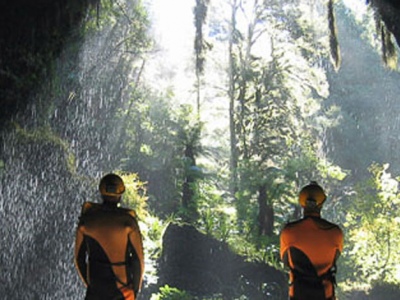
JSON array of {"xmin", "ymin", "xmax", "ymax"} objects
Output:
[
  {"xmin": 125, "ymin": 240, "xmax": 141, "ymax": 296},
  {"xmin": 76, "ymin": 238, "xmax": 88, "ymax": 285},
  {"xmin": 282, "ymin": 250, "xmax": 290, "ymax": 268}
]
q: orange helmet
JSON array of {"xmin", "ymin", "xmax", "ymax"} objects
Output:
[
  {"xmin": 99, "ymin": 173, "xmax": 125, "ymax": 198},
  {"xmin": 299, "ymin": 181, "xmax": 326, "ymax": 208}
]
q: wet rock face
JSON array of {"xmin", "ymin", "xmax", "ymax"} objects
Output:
[
  {"xmin": 0, "ymin": 0, "xmax": 96, "ymax": 125},
  {"xmin": 157, "ymin": 223, "xmax": 287, "ymax": 299},
  {"xmin": 370, "ymin": 0, "xmax": 400, "ymax": 46}
]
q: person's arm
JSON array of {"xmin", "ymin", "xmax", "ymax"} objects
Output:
[
  {"xmin": 74, "ymin": 227, "xmax": 88, "ymax": 286},
  {"xmin": 338, "ymin": 227, "xmax": 344, "ymax": 253},
  {"xmin": 127, "ymin": 214, "xmax": 144, "ymax": 295},
  {"xmin": 280, "ymin": 227, "xmax": 290, "ymax": 267},
  {"xmin": 333, "ymin": 226, "xmax": 344, "ymax": 265}
]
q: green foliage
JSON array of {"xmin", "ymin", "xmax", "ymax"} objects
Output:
[
  {"xmin": 222, "ymin": 0, "xmax": 343, "ymax": 244},
  {"xmin": 121, "ymin": 95, "xmax": 205, "ymax": 220},
  {"xmin": 121, "ymin": 92, "xmax": 182, "ymax": 216},
  {"xmin": 235, "ymin": 161, "xmax": 289, "ymax": 234},
  {"xmin": 342, "ymin": 163, "xmax": 400, "ymax": 289},
  {"xmin": 194, "ymin": 0, "xmax": 210, "ymax": 75},
  {"xmin": 255, "ymin": 235, "xmax": 282, "ymax": 268},
  {"xmin": 13, "ymin": 123, "xmax": 76, "ymax": 174},
  {"xmin": 234, "ymin": 233, "xmax": 282, "ymax": 270},
  {"xmin": 120, "ymin": 172, "xmax": 148, "ymax": 220},
  {"xmin": 196, "ymin": 180, "xmax": 236, "ymax": 242},
  {"xmin": 151, "ymin": 285, "xmax": 193, "ymax": 300},
  {"xmin": 142, "ymin": 214, "xmax": 170, "ymax": 285},
  {"xmin": 85, "ymin": 0, "xmax": 151, "ymax": 53}
]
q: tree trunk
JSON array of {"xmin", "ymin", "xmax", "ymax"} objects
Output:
[
  {"xmin": 182, "ymin": 143, "xmax": 197, "ymax": 222},
  {"xmin": 228, "ymin": 0, "xmax": 239, "ymax": 197},
  {"xmin": 258, "ymin": 184, "xmax": 274, "ymax": 236}
]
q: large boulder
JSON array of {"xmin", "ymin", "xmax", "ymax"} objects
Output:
[{"xmin": 157, "ymin": 223, "xmax": 287, "ymax": 299}]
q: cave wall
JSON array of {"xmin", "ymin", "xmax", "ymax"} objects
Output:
[
  {"xmin": 0, "ymin": 0, "xmax": 98, "ymax": 125},
  {"xmin": 369, "ymin": 0, "xmax": 400, "ymax": 47}
]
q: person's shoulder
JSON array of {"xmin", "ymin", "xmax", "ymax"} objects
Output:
[
  {"xmin": 282, "ymin": 218, "xmax": 304, "ymax": 230},
  {"xmin": 80, "ymin": 201, "xmax": 100, "ymax": 214},
  {"xmin": 78, "ymin": 202, "xmax": 101, "ymax": 226},
  {"xmin": 116, "ymin": 207, "xmax": 140, "ymax": 230},
  {"xmin": 117, "ymin": 206, "xmax": 137, "ymax": 216},
  {"xmin": 316, "ymin": 217, "xmax": 342, "ymax": 231},
  {"xmin": 116, "ymin": 207, "xmax": 139, "ymax": 224}
]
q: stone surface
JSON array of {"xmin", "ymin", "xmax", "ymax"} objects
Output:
[{"xmin": 156, "ymin": 223, "xmax": 287, "ymax": 299}]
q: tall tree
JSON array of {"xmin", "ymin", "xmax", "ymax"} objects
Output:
[
  {"xmin": 193, "ymin": 0, "xmax": 210, "ymax": 117},
  {"xmin": 226, "ymin": 0, "xmax": 337, "ymax": 237},
  {"xmin": 228, "ymin": 0, "xmax": 240, "ymax": 198},
  {"xmin": 179, "ymin": 112, "xmax": 203, "ymax": 223}
]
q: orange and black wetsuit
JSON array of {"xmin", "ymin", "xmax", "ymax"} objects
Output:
[
  {"xmin": 74, "ymin": 202, "xmax": 144, "ymax": 300},
  {"xmin": 280, "ymin": 214, "xmax": 343, "ymax": 300}
]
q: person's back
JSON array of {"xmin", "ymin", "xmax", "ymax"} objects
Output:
[
  {"xmin": 280, "ymin": 182, "xmax": 343, "ymax": 300},
  {"xmin": 74, "ymin": 174, "xmax": 144, "ymax": 300}
]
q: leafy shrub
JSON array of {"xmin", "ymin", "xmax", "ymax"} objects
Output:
[{"xmin": 151, "ymin": 285, "xmax": 193, "ymax": 300}]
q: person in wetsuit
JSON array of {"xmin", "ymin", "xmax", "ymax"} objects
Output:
[
  {"xmin": 74, "ymin": 173, "xmax": 144, "ymax": 300},
  {"xmin": 280, "ymin": 182, "xmax": 343, "ymax": 300}
]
